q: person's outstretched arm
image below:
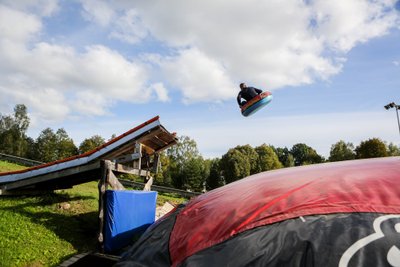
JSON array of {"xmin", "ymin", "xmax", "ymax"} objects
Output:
[{"xmin": 255, "ymin": 88, "xmax": 262, "ymax": 94}]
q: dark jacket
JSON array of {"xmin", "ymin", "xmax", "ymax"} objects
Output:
[{"xmin": 237, "ymin": 87, "xmax": 262, "ymax": 106}]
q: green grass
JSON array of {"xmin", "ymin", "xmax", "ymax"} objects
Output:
[
  {"xmin": 0, "ymin": 182, "xmax": 99, "ymax": 267},
  {"xmin": 0, "ymin": 161, "xmax": 27, "ymax": 173},
  {"xmin": 0, "ymin": 161, "xmax": 187, "ymax": 267}
]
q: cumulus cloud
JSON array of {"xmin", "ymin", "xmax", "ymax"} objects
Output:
[
  {"xmin": 150, "ymin": 83, "xmax": 170, "ymax": 102},
  {"xmin": 0, "ymin": 0, "xmax": 399, "ymax": 124},
  {"xmin": 1, "ymin": 0, "xmax": 59, "ymax": 17},
  {"xmin": 311, "ymin": 0, "xmax": 398, "ymax": 52},
  {"xmin": 160, "ymin": 48, "xmax": 236, "ymax": 103},
  {"xmin": 116, "ymin": 0, "xmax": 399, "ymax": 94},
  {"xmin": 0, "ymin": 4, "xmax": 41, "ymax": 43},
  {"xmin": 0, "ymin": 84, "xmax": 69, "ymax": 122},
  {"xmin": 80, "ymin": 0, "xmax": 115, "ymax": 26},
  {"xmin": 0, "ymin": 3, "xmax": 151, "ymax": 122},
  {"xmin": 109, "ymin": 9, "xmax": 148, "ymax": 44}
]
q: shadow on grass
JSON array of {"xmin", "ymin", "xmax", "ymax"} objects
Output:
[{"xmin": 0, "ymin": 193, "xmax": 99, "ymax": 254}]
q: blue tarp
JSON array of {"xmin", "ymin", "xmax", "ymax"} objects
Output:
[{"xmin": 104, "ymin": 190, "xmax": 157, "ymax": 253}]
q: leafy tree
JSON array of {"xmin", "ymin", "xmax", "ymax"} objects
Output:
[
  {"xmin": 273, "ymin": 146, "xmax": 295, "ymax": 167},
  {"xmin": 154, "ymin": 152, "xmax": 172, "ymax": 186},
  {"xmin": 167, "ymin": 136, "xmax": 200, "ymax": 164},
  {"xmin": 35, "ymin": 128, "xmax": 78, "ymax": 162},
  {"xmin": 255, "ymin": 144, "xmax": 283, "ymax": 172},
  {"xmin": 55, "ymin": 128, "xmax": 78, "ymax": 159},
  {"xmin": 79, "ymin": 135, "xmax": 105, "ymax": 153},
  {"xmin": 206, "ymin": 158, "xmax": 224, "ymax": 190},
  {"xmin": 290, "ymin": 143, "xmax": 324, "ymax": 166},
  {"xmin": 108, "ymin": 134, "xmax": 117, "ymax": 141},
  {"xmin": 181, "ymin": 157, "xmax": 207, "ymax": 191},
  {"xmin": 328, "ymin": 140, "xmax": 355, "ymax": 162},
  {"xmin": 387, "ymin": 143, "xmax": 400, "ymax": 156},
  {"xmin": 220, "ymin": 147, "xmax": 252, "ymax": 184},
  {"xmin": 13, "ymin": 104, "xmax": 30, "ymax": 133},
  {"xmin": 36, "ymin": 128, "xmax": 58, "ymax": 162},
  {"xmin": 235, "ymin": 145, "xmax": 259, "ymax": 174},
  {"xmin": 0, "ymin": 104, "xmax": 30, "ymax": 156},
  {"xmin": 165, "ymin": 136, "xmax": 204, "ymax": 190},
  {"xmin": 355, "ymin": 138, "xmax": 388, "ymax": 159},
  {"xmin": 25, "ymin": 137, "xmax": 38, "ymax": 161}
]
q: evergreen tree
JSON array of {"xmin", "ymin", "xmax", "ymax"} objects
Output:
[{"xmin": 206, "ymin": 158, "xmax": 224, "ymax": 190}]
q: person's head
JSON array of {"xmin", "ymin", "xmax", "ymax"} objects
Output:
[{"xmin": 240, "ymin": 83, "xmax": 246, "ymax": 90}]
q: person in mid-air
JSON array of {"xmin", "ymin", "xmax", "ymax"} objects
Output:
[{"xmin": 237, "ymin": 83, "xmax": 262, "ymax": 108}]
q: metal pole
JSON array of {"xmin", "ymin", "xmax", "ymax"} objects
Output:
[{"xmin": 396, "ymin": 107, "xmax": 400, "ymax": 136}]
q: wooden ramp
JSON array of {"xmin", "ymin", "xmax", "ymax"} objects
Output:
[{"xmin": 0, "ymin": 116, "xmax": 177, "ymax": 195}]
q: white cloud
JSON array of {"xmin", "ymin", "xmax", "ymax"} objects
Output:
[
  {"xmin": 74, "ymin": 45, "xmax": 150, "ymax": 101},
  {"xmin": 0, "ymin": 84, "xmax": 69, "ymax": 122},
  {"xmin": 0, "ymin": 5, "xmax": 151, "ymax": 123},
  {"xmin": 109, "ymin": 9, "xmax": 148, "ymax": 44},
  {"xmin": 80, "ymin": 0, "xmax": 114, "ymax": 26},
  {"xmin": 0, "ymin": 4, "xmax": 42, "ymax": 43},
  {"xmin": 1, "ymin": 0, "xmax": 59, "ymax": 17},
  {"xmin": 150, "ymin": 83, "xmax": 170, "ymax": 102},
  {"xmin": 71, "ymin": 91, "xmax": 112, "ymax": 116},
  {"xmin": 160, "ymin": 48, "xmax": 236, "ymax": 103},
  {"xmin": 111, "ymin": 0, "xmax": 398, "ymax": 101},
  {"xmin": 311, "ymin": 0, "xmax": 398, "ymax": 52},
  {"xmin": 58, "ymin": 0, "xmax": 399, "ymax": 103},
  {"xmin": 0, "ymin": 0, "xmax": 399, "ymax": 125}
]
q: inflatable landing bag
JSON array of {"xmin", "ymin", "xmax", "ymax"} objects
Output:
[
  {"xmin": 104, "ymin": 190, "xmax": 157, "ymax": 253},
  {"xmin": 115, "ymin": 157, "xmax": 400, "ymax": 267}
]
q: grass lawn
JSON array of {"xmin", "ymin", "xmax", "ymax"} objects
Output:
[
  {"xmin": 0, "ymin": 161, "xmax": 27, "ymax": 172},
  {"xmin": 0, "ymin": 161, "xmax": 187, "ymax": 267}
]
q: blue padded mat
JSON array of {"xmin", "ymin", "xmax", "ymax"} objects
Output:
[{"xmin": 104, "ymin": 190, "xmax": 157, "ymax": 253}]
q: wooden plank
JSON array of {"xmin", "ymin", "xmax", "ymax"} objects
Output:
[
  {"xmin": 1, "ymin": 161, "xmax": 100, "ymax": 191},
  {"xmin": 118, "ymin": 179, "xmax": 202, "ymax": 198},
  {"xmin": 110, "ymin": 163, "xmax": 148, "ymax": 176},
  {"xmin": 154, "ymin": 141, "xmax": 178, "ymax": 153},
  {"xmin": 114, "ymin": 152, "xmax": 141, "ymax": 164},
  {"xmin": 107, "ymin": 169, "xmax": 125, "ymax": 190},
  {"xmin": 134, "ymin": 127, "xmax": 165, "ymax": 146},
  {"xmin": 99, "ymin": 141, "xmax": 137, "ymax": 160},
  {"xmin": 152, "ymin": 153, "xmax": 160, "ymax": 173}
]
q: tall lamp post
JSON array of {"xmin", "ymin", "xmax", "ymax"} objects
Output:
[{"xmin": 384, "ymin": 102, "xmax": 400, "ymax": 136}]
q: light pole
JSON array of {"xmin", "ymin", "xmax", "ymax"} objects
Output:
[{"xmin": 384, "ymin": 102, "xmax": 400, "ymax": 136}]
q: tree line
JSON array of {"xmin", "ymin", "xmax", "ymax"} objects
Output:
[
  {"xmin": 0, "ymin": 104, "xmax": 106, "ymax": 162},
  {"xmin": 1, "ymin": 105, "xmax": 399, "ymax": 192}
]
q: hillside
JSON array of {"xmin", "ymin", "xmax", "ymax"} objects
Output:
[{"xmin": 0, "ymin": 161, "xmax": 185, "ymax": 266}]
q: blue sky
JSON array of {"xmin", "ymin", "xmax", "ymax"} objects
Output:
[{"xmin": 0, "ymin": 0, "xmax": 399, "ymax": 159}]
